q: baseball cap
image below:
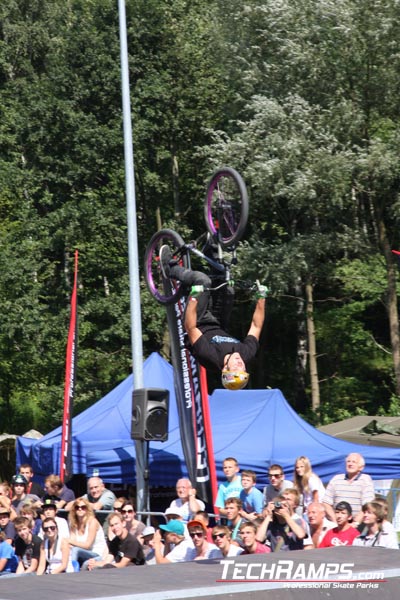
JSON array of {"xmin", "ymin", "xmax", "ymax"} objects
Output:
[
  {"xmin": 142, "ymin": 526, "xmax": 155, "ymax": 537},
  {"xmin": 0, "ymin": 507, "xmax": 10, "ymax": 515},
  {"xmin": 42, "ymin": 495, "xmax": 58, "ymax": 509},
  {"xmin": 187, "ymin": 519, "xmax": 206, "ymax": 532},
  {"xmin": 335, "ymin": 501, "xmax": 352, "ymax": 514},
  {"xmin": 159, "ymin": 519, "xmax": 185, "ymax": 535},
  {"xmin": 165, "ymin": 506, "xmax": 183, "ymax": 518}
]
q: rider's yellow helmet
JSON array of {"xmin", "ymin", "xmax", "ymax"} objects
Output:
[{"xmin": 221, "ymin": 370, "xmax": 249, "ymax": 391}]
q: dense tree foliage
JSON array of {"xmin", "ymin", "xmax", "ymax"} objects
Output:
[{"xmin": 0, "ymin": 0, "xmax": 400, "ymax": 435}]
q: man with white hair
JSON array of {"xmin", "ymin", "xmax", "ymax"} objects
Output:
[
  {"xmin": 167, "ymin": 478, "xmax": 205, "ymax": 523},
  {"xmin": 322, "ymin": 453, "xmax": 375, "ymax": 524}
]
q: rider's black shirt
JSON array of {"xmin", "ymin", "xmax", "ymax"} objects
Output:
[{"xmin": 191, "ymin": 324, "xmax": 259, "ymax": 371}]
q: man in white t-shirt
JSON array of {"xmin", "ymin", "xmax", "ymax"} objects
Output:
[{"xmin": 167, "ymin": 479, "xmax": 205, "ymax": 523}]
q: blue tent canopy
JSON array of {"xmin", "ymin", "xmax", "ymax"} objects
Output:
[{"xmin": 17, "ymin": 359, "xmax": 400, "ymax": 487}]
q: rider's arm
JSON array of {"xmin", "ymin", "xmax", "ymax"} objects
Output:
[
  {"xmin": 247, "ymin": 298, "xmax": 266, "ymax": 340},
  {"xmin": 184, "ymin": 297, "xmax": 203, "ymax": 345}
]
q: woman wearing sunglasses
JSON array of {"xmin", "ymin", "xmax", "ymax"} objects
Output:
[
  {"xmin": 66, "ymin": 498, "xmax": 108, "ymax": 568},
  {"xmin": 37, "ymin": 518, "xmax": 74, "ymax": 574},
  {"xmin": 121, "ymin": 500, "xmax": 145, "ymax": 539}
]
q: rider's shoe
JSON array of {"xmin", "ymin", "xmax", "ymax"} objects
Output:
[{"xmin": 159, "ymin": 245, "xmax": 172, "ymax": 279}]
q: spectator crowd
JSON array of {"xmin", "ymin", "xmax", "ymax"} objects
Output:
[{"xmin": 0, "ymin": 453, "xmax": 398, "ymax": 577}]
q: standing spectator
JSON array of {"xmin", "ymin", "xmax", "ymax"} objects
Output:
[
  {"xmin": 322, "ymin": 453, "xmax": 375, "ymax": 524},
  {"xmin": 67, "ymin": 498, "xmax": 108, "ymax": 568},
  {"xmin": 11, "ymin": 475, "xmax": 41, "ymax": 514},
  {"xmin": 240, "ymin": 522, "xmax": 271, "ymax": 554},
  {"xmin": 239, "ymin": 469, "xmax": 264, "ymax": 520},
  {"xmin": 19, "ymin": 464, "xmax": 44, "ymax": 498},
  {"xmin": 37, "ymin": 518, "xmax": 74, "ymax": 574},
  {"xmin": 38, "ymin": 497, "xmax": 70, "ymax": 539},
  {"xmin": 319, "ymin": 502, "xmax": 360, "ymax": 548},
  {"xmin": 121, "ymin": 500, "xmax": 145, "ymax": 538},
  {"xmin": 293, "ymin": 456, "xmax": 325, "ymax": 512},
  {"xmin": 14, "ymin": 516, "xmax": 42, "ymax": 574},
  {"xmin": 0, "ymin": 532, "xmax": 18, "ymax": 576},
  {"xmin": 263, "ymin": 465, "xmax": 292, "ymax": 505},
  {"xmin": 66, "ymin": 477, "xmax": 116, "ymax": 512},
  {"xmin": 304, "ymin": 502, "xmax": 335, "ymax": 549},
  {"xmin": 256, "ymin": 497, "xmax": 306, "ymax": 551},
  {"xmin": 167, "ymin": 479, "xmax": 205, "ymax": 523},
  {"xmin": 44, "ymin": 475, "xmax": 75, "ymax": 508},
  {"xmin": 215, "ymin": 458, "xmax": 243, "ymax": 517},
  {"xmin": 87, "ymin": 512, "xmax": 144, "ymax": 569},
  {"xmin": 211, "ymin": 525, "xmax": 243, "ymax": 557},
  {"xmin": 353, "ymin": 502, "xmax": 399, "ymax": 549},
  {"xmin": 0, "ymin": 508, "xmax": 15, "ymax": 545}
]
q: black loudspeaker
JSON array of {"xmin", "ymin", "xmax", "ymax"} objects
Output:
[{"xmin": 131, "ymin": 388, "xmax": 169, "ymax": 441}]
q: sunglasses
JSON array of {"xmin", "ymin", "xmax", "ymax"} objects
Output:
[
  {"xmin": 122, "ymin": 509, "xmax": 134, "ymax": 514},
  {"xmin": 269, "ymin": 473, "xmax": 282, "ymax": 478},
  {"xmin": 43, "ymin": 525, "xmax": 57, "ymax": 532},
  {"xmin": 0, "ymin": 514, "xmax": 10, "ymax": 518},
  {"xmin": 189, "ymin": 531, "xmax": 204, "ymax": 538},
  {"xmin": 212, "ymin": 532, "xmax": 226, "ymax": 540},
  {"xmin": 75, "ymin": 505, "xmax": 87, "ymax": 511}
]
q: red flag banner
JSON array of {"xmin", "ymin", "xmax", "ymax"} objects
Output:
[{"xmin": 60, "ymin": 250, "xmax": 79, "ymax": 482}]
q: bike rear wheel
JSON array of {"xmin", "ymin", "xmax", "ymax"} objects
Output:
[
  {"xmin": 144, "ymin": 229, "xmax": 188, "ymax": 304},
  {"xmin": 204, "ymin": 167, "xmax": 249, "ymax": 249}
]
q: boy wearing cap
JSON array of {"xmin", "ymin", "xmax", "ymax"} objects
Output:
[
  {"xmin": 319, "ymin": 502, "xmax": 360, "ymax": 548},
  {"xmin": 39, "ymin": 496, "xmax": 69, "ymax": 539},
  {"xmin": 11, "ymin": 475, "xmax": 41, "ymax": 514},
  {"xmin": 0, "ymin": 508, "xmax": 16, "ymax": 545},
  {"xmin": 153, "ymin": 519, "xmax": 192, "ymax": 564}
]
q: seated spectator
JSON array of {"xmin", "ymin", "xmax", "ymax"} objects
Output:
[
  {"xmin": 167, "ymin": 478, "xmax": 205, "ymax": 523},
  {"xmin": 0, "ymin": 507, "xmax": 16, "ymax": 545},
  {"xmin": 14, "ymin": 516, "xmax": 42, "ymax": 574},
  {"xmin": 66, "ymin": 477, "xmax": 116, "ymax": 512},
  {"xmin": 239, "ymin": 470, "xmax": 264, "ymax": 520},
  {"xmin": 215, "ymin": 457, "xmax": 243, "ymax": 517},
  {"xmin": 0, "ymin": 532, "xmax": 18, "ymax": 576},
  {"xmin": 67, "ymin": 498, "xmax": 108, "ymax": 568},
  {"xmin": 373, "ymin": 497, "xmax": 398, "ymax": 537},
  {"xmin": 153, "ymin": 520, "xmax": 194, "ymax": 564},
  {"xmin": 293, "ymin": 456, "xmax": 325, "ymax": 512},
  {"xmin": 121, "ymin": 499, "xmax": 145, "ymax": 539},
  {"xmin": 0, "ymin": 484, "xmax": 17, "ymax": 521},
  {"xmin": 303, "ymin": 502, "xmax": 335, "ymax": 549},
  {"xmin": 19, "ymin": 503, "xmax": 42, "ymax": 537},
  {"xmin": 87, "ymin": 512, "xmax": 144, "ymax": 569},
  {"xmin": 186, "ymin": 519, "xmax": 222, "ymax": 560},
  {"xmin": 263, "ymin": 464, "xmax": 292, "ymax": 505},
  {"xmin": 19, "ymin": 464, "xmax": 44, "ymax": 498},
  {"xmin": 37, "ymin": 517, "xmax": 74, "ymax": 574},
  {"xmin": 225, "ymin": 497, "xmax": 246, "ymax": 545},
  {"xmin": 11, "ymin": 474, "xmax": 41, "ymax": 514},
  {"xmin": 280, "ymin": 488, "xmax": 304, "ymax": 519},
  {"xmin": 44, "ymin": 475, "xmax": 75, "ymax": 508},
  {"xmin": 211, "ymin": 525, "xmax": 243, "ymax": 557},
  {"xmin": 194, "ymin": 510, "xmax": 213, "ymax": 543},
  {"xmin": 353, "ymin": 502, "xmax": 399, "ymax": 549},
  {"xmin": 240, "ymin": 522, "xmax": 271, "ymax": 554},
  {"xmin": 104, "ymin": 497, "xmax": 127, "ymax": 541},
  {"xmin": 322, "ymin": 453, "xmax": 374, "ymax": 524},
  {"xmin": 38, "ymin": 496, "xmax": 70, "ymax": 539},
  {"xmin": 256, "ymin": 496, "xmax": 306, "ymax": 551},
  {"xmin": 137, "ymin": 526, "xmax": 157, "ymax": 565},
  {"xmin": 319, "ymin": 502, "xmax": 360, "ymax": 548}
]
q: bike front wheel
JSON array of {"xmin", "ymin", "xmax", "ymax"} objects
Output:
[
  {"xmin": 204, "ymin": 167, "xmax": 249, "ymax": 249},
  {"xmin": 144, "ymin": 229, "xmax": 188, "ymax": 305}
]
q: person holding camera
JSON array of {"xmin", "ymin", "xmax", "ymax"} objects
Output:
[{"xmin": 256, "ymin": 496, "xmax": 307, "ymax": 551}]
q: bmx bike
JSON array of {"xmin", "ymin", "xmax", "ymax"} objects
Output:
[{"xmin": 144, "ymin": 166, "xmax": 249, "ymax": 305}]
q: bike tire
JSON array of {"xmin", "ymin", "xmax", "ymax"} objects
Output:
[
  {"xmin": 204, "ymin": 167, "xmax": 249, "ymax": 249},
  {"xmin": 144, "ymin": 229, "xmax": 188, "ymax": 305}
]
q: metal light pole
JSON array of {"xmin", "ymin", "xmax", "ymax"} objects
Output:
[{"xmin": 117, "ymin": 0, "xmax": 148, "ymax": 514}]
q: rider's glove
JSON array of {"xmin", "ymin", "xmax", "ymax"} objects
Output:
[
  {"xmin": 255, "ymin": 280, "xmax": 269, "ymax": 299},
  {"xmin": 190, "ymin": 285, "xmax": 204, "ymax": 298}
]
